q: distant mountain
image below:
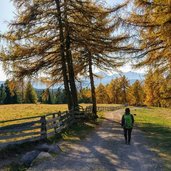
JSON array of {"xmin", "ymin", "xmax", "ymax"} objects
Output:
[
  {"xmin": 32, "ymin": 81, "xmax": 50, "ymax": 89},
  {"xmin": 0, "ymin": 81, "xmax": 4, "ymax": 85},
  {"xmin": 124, "ymin": 71, "xmax": 144, "ymax": 80},
  {"xmin": 0, "ymin": 71, "xmax": 144, "ymax": 89},
  {"xmin": 90, "ymin": 71, "xmax": 144, "ymax": 86},
  {"xmin": 0, "ymin": 80, "xmax": 49, "ymax": 89}
]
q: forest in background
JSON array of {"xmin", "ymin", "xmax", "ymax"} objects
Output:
[{"xmin": 0, "ymin": 69, "xmax": 171, "ymax": 107}]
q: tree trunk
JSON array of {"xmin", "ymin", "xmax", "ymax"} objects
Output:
[
  {"xmin": 54, "ymin": 0, "xmax": 73, "ymax": 110},
  {"xmin": 64, "ymin": 0, "xmax": 79, "ymax": 111},
  {"xmin": 21, "ymin": 78, "xmax": 24, "ymax": 103},
  {"xmin": 123, "ymin": 85, "xmax": 127, "ymax": 105},
  {"xmin": 88, "ymin": 51, "xmax": 98, "ymax": 118}
]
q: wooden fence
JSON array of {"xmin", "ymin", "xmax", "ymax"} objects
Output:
[
  {"xmin": 85, "ymin": 105, "xmax": 123, "ymax": 113},
  {"xmin": 0, "ymin": 111, "xmax": 78, "ymax": 149},
  {"xmin": 0, "ymin": 106, "xmax": 123, "ymax": 149}
]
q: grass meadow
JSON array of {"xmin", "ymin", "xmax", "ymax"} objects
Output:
[
  {"xmin": 0, "ymin": 103, "xmax": 120, "ymax": 122},
  {"xmin": 0, "ymin": 104, "xmax": 68, "ymax": 122},
  {"xmin": 131, "ymin": 107, "xmax": 171, "ymax": 171}
]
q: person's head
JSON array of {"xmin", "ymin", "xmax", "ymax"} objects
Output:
[{"xmin": 125, "ymin": 108, "xmax": 130, "ymax": 115}]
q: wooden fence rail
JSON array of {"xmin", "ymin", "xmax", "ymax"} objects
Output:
[
  {"xmin": 85, "ymin": 105, "xmax": 123, "ymax": 113},
  {"xmin": 0, "ymin": 111, "xmax": 76, "ymax": 149},
  {"xmin": 0, "ymin": 105, "xmax": 123, "ymax": 149}
]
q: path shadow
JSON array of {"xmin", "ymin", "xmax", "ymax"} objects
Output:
[{"xmin": 29, "ymin": 114, "xmax": 163, "ymax": 171}]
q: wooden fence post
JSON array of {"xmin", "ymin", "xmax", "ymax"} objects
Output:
[
  {"xmin": 71, "ymin": 110, "xmax": 76, "ymax": 125},
  {"xmin": 53, "ymin": 113, "xmax": 57, "ymax": 134},
  {"xmin": 40, "ymin": 116, "xmax": 47, "ymax": 140},
  {"xmin": 65, "ymin": 111, "xmax": 69, "ymax": 127},
  {"xmin": 58, "ymin": 111, "xmax": 61, "ymax": 128},
  {"xmin": 55, "ymin": 111, "xmax": 62, "ymax": 138}
]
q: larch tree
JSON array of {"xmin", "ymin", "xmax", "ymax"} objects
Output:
[
  {"xmin": 107, "ymin": 79, "xmax": 120, "ymax": 104},
  {"xmin": 125, "ymin": 0, "xmax": 171, "ymax": 72},
  {"xmin": 71, "ymin": 1, "xmax": 130, "ymax": 116},
  {"xmin": 119, "ymin": 76, "xmax": 130, "ymax": 104},
  {"xmin": 0, "ymin": 0, "xmax": 79, "ymax": 110},
  {"xmin": 106, "ymin": 77, "xmax": 129, "ymax": 104},
  {"xmin": 144, "ymin": 69, "xmax": 170, "ymax": 107},
  {"xmin": 161, "ymin": 76, "xmax": 171, "ymax": 107},
  {"xmin": 0, "ymin": 0, "xmax": 131, "ymax": 116},
  {"xmin": 96, "ymin": 83, "xmax": 110, "ymax": 104},
  {"xmin": 127, "ymin": 80, "xmax": 144, "ymax": 106},
  {"xmin": 78, "ymin": 87, "xmax": 91, "ymax": 103}
]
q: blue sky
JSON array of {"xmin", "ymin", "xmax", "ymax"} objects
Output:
[
  {"xmin": 0, "ymin": 0, "xmax": 145, "ymax": 81},
  {"xmin": 0, "ymin": 0, "xmax": 15, "ymax": 33},
  {"xmin": 0, "ymin": 0, "xmax": 120, "ymax": 32}
]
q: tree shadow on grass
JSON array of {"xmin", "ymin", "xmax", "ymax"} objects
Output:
[{"xmin": 138, "ymin": 123, "xmax": 171, "ymax": 170}]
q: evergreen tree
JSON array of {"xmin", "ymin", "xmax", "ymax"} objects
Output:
[
  {"xmin": 42, "ymin": 88, "xmax": 53, "ymax": 104},
  {"xmin": 12, "ymin": 90, "xmax": 22, "ymax": 104},
  {"xmin": 3, "ymin": 80, "xmax": 22, "ymax": 104},
  {"xmin": 25, "ymin": 82, "xmax": 38, "ymax": 103},
  {"xmin": 4, "ymin": 80, "xmax": 14, "ymax": 104},
  {"xmin": 0, "ymin": 84, "xmax": 6, "ymax": 104},
  {"xmin": 55, "ymin": 88, "xmax": 67, "ymax": 104}
]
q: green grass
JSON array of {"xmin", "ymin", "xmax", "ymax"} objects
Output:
[
  {"xmin": 131, "ymin": 107, "xmax": 171, "ymax": 171},
  {"xmin": 62, "ymin": 122, "xmax": 98, "ymax": 141}
]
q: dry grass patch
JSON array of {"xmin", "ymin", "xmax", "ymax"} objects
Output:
[
  {"xmin": 0, "ymin": 104, "xmax": 68, "ymax": 122},
  {"xmin": 0, "ymin": 103, "xmax": 120, "ymax": 122}
]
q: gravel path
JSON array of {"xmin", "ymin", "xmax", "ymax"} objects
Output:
[{"xmin": 28, "ymin": 109, "xmax": 163, "ymax": 171}]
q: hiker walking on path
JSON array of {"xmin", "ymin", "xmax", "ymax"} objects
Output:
[
  {"xmin": 28, "ymin": 109, "xmax": 162, "ymax": 171},
  {"xmin": 121, "ymin": 108, "xmax": 134, "ymax": 145}
]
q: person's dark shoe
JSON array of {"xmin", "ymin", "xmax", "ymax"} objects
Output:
[{"xmin": 128, "ymin": 142, "xmax": 130, "ymax": 145}]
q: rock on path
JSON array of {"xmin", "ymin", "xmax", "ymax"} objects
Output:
[{"xmin": 28, "ymin": 109, "xmax": 162, "ymax": 171}]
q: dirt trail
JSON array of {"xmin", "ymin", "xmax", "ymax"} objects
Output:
[{"xmin": 28, "ymin": 109, "xmax": 162, "ymax": 171}]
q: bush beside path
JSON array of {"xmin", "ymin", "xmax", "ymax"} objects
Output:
[{"xmin": 28, "ymin": 109, "xmax": 162, "ymax": 171}]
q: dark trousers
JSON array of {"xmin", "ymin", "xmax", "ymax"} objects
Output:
[{"xmin": 124, "ymin": 128, "xmax": 132, "ymax": 143}]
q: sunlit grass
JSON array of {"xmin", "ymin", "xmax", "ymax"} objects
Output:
[
  {"xmin": 0, "ymin": 103, "xmax": 120, "ymax": 122},
  {"xmin": 132, "ymin": 107, "xmax": 171, "ymax": 171},
  {"xmin": 0, "ymin": 104, "xmax": 68, "ymax": 122}
]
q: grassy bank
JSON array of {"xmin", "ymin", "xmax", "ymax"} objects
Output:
[{"xmin": 132, "ymin": 107, "xmax": 171, "ymax": 171}]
